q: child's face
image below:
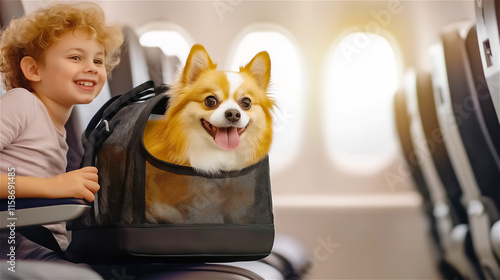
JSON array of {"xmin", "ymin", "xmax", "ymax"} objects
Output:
[{"xmin": 34, "ymin": 29, "xmax": 107, "ymax": 107}]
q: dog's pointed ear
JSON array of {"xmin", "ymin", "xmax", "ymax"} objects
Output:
[
  {"xmin": 181, "ymin": 44, "xmax": 217, "ymax": 85},
  {"xmin": 241, "ymin": 51, "xmax": 271, "ymax": 90}
]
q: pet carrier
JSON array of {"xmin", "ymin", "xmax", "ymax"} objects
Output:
[{"xmin": 67, "ymin": 81, "xmax": 274, "ymax": 263}]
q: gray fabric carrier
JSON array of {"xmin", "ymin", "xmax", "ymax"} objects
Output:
[{"xmin": 67, "ymin": 81, "xmax": 274, "ymax": 263}]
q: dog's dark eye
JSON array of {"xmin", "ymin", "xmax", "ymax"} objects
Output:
[
  {"xmin": 204, "ymin": 96, "xmax": 218, "ymax": 109},
  {"xmin": 240, "ymin": 97, "xmax": 252, "ymax": 110}
]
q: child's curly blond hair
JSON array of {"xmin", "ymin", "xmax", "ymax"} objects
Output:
[{"xmin": 0, "ymin": 2, "xmax": 124, "ymax": 91}]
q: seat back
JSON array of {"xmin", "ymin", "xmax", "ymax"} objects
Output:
[
  {"xmin": 430, "ymin": 22, "xmax": 500, "ymax": 279},
  {"xmin": 394, "ymin": 86, "xmax": 450, "ymax": 278},
  {"xmin": 462, "ymin": 26, "xmax": 500, "ymax": 212},
  {"xmin": 143, "ymin": 45, "xmax": 181, "ymax": 85},
  {"xmin": 429, "ymin": 22, "xmax": 481, "ymax": 206},
  {"xmin": 0, "ymin": 0, "xmax": 24, "ymax": 27},
  {"xmin": 397, "ymin": 70, "xmax": 481, "ymax": 279},
  {"xmin": 415, "ymin": 71, "xmax": 468, "ymax": 226},
  {"xmin": 161, "ymin": 54, "xmax": 181, "ymax": 84},
  {"xmin": 0, "ymin": 76, "xmax": 5, "ymax": 96},
  {"xmin": 474, "ymin": 0, "xmax": 500, "ymax": 122},
  {"xmin": 393, "ymin": 86, "xmax": 431, "ymax": 212},
  {"xmin": 143, "ymin": 46, "xmax": 165, "ymax": 86},
  {"xmin": 414, "ymin": 70, "xmax": 485, "ymax": 279},
  {"xmin": 0, "ymin": 0, "xmax": 25, "ymax": 96},
  {"xmin": 108, "ymin": 25, "xmax": 150, "ymax": 97}
]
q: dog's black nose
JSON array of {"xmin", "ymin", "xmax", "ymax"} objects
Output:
[{"xmin": 225, "ymin": 109, "xmax": 241, "ymax": 122}]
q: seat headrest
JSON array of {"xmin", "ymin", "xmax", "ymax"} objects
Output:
[
  {"xmin": 474, "ymin": 0, "xmax": 500, "ymax": 120},
  {"xmin": 465, "ymin": 26, "xmax": 500, "ymax": 159},
  {"xmin": 108, "ymin": 26, "xmax": 149, "ymax": 97},
  {"xmin": 143, "ymin": 46, "xmax": 165, "ymax": 86},
  {"xmin": 0, "ymin": 0, "xmax": 24, "ymax": 28},
  {"xmin": 161, "ymin": 55, "xmax": 181, "ymax": 84},
  {"xmin": 143, "ymin": 46, "xmax": 181, "ymax": 85},
  {"xmin": 0, "ymin": 0, "xmax": 25, "ymax": 95}
]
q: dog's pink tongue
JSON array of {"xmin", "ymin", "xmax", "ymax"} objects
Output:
[{"xmin": 215, "ymin": 127, "xmax": 241, "ymax": 150}]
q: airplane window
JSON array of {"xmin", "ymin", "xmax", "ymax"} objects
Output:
[
  {"xmin": 139, "ymin": 23, "xmax": 193, "ymax": 63},
  {"xmin": 321, "ymin": 32, "xmax": 399, "ymax": 174},
  {"xmin": 229, "ymin": 27, "xmax": 304, "ymax": 174}
]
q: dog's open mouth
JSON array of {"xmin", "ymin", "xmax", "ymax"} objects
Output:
[{"xmin": 201, "ymin": 119, "xmax": 248, "ymax": 151}]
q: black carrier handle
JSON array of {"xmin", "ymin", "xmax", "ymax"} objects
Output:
[
  {"xmin": 129, "ymin": 90, "xmax": 171, "ymax": 224},
  {"xmin": 81, "ymin": 81, "xmax": 158, "ymax": 167}
]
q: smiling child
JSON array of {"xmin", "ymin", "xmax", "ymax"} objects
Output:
[{"xmin": 0, "ymin": 2, "xmax": 123, "ymax": 260}]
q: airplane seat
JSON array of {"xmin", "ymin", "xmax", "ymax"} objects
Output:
[
  {"xmin": 142, "ymin": 45, "xmax": 181, "ymax": 85},
  {"xmin": 463, "ymin": 26, "xmax": 500, "ymax": 217},
  {"xmin": 142, "ymin": 45, "xmax": 181, "ymax": 86},
  {"xmin": 108, "ymin": 25, "xmax": 150, "ymax": 97},
  {"xmin": 0, "ymin": 73, "xmax": 5, "ymax": 96},
  {"xmin": 261, "ymin": 233, "xmax": 311, "ymax": 279},
  {"xmin": 0, "ymin": 0, "xmax": 24, "ymax": 96},
  {"xmin": 415, "ymin": 70, "xmax": 485, "ymax": 280},
  {"xmin": 393, "ymin": 86, "xmax": 451, "ymax": 278},
  {"xmin": 474, "ymin": 0, "xmax": 500, "ymax": 123},
  {"xmin": 393, "ymin": 87, "xmax": 437, "ymax": 253},
  {"xmin": 395, "ymin": 70, "xmax": 481, "ymax": 280},
  {"xmin": 492, "ymin": 221, "xmax": 500, "ymax": 259},
  {"xmin": 0, "ymin": 260, "xmax": 103, "ymax": 279},
  {"xmin": 162, "ymin": 55, "xmax": 182, "ymax": 84},
  {"xmin": 429, "ymin": 22, "xmax": 500, "ymax": 279},
  {"xmin": 465, "ymin": 23, "xmax": 500, "ymax": 266},
  {"xmin": 143, "ymin": 46, "xmax": 166, "ymax": 86},
  {"xmin": 0, "ymin": 0, "xmax": 24, "ymax": 27},
  {"xmin": 393, "ymin": 87, "xmax": 432, "ymax": 210},
  {"xmin": 88, "ymin": 262, "xmax": 284, "ymax": 280},
  {"xmin": 0, "ymin": 80, "xmax": 5, "ymax": 96}
]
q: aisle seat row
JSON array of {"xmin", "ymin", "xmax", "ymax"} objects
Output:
[{"xmin": 394, "ymin": 1, "xmax": 500, "ymax": 279}]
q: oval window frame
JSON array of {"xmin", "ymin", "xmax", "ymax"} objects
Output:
[{"xmin": 320, "ymin": 30, "xmax": 403, "ymax": 175}]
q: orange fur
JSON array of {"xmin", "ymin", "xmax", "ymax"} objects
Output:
[{"xmin": 143, "ymin": 44, "xmax": 274, "ymax": 223}]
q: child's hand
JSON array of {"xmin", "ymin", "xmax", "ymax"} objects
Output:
[{"xmin": 49, "ymin": 167, "xmax": 100, "ymax": 202}]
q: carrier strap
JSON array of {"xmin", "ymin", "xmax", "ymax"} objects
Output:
[
  {"xmin": 129, "ymin": 91, "xmax": 171, "ymax": 223},
  {"xmin": 77, "ymin": 81, "xmax": 162, "ymax": 225},
  {"xmin": 81, "ymin": 81, "xmax": 156, "ymax": 167}
]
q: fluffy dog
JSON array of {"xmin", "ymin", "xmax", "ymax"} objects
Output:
[{"xmin": 143, "ymin": 44, "xmax": 274, "ymax": 223}]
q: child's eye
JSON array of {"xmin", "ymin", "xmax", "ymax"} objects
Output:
[
  {"xmin": 94, "ymin": 58, "xmax": 104, "ymax": 65},
  {"xmin": 69, "ymin": 56, "xmax": 81, "ymax": 61}
]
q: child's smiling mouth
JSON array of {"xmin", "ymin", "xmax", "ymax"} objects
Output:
[{"xmin": 75, "ymin": 80, "xmax": 96, "ymax": 88}]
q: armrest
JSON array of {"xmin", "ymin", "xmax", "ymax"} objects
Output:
[
  {"xmin": 447, "ymin": 224, "xmax": 481, "ymax": 280},
  {"xmin": 0, "ymin": 198, "xmax": 90, "ymax": 228},
  {"xmin": 261, "ymin": 233, "xmax": 311, "ymax": 278},
  {"xmin": 491, "ymin": 220, "xmax": 500, "ymax": 259},
  {"xmin": 0, "ymin": 260, "xmax": 103, "ymax": 279}
]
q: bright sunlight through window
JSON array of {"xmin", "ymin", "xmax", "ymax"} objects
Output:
[
  {"xmin": 321, "ymin": 32, "xmax": 399, "ymax": 174},
  {"xmin": 140, "ymin": 30, "xmax": 191, "ymax": 63},
  {"xmin": 230, "ymin": 28, "xmax": 304, "ymax": 174}
]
